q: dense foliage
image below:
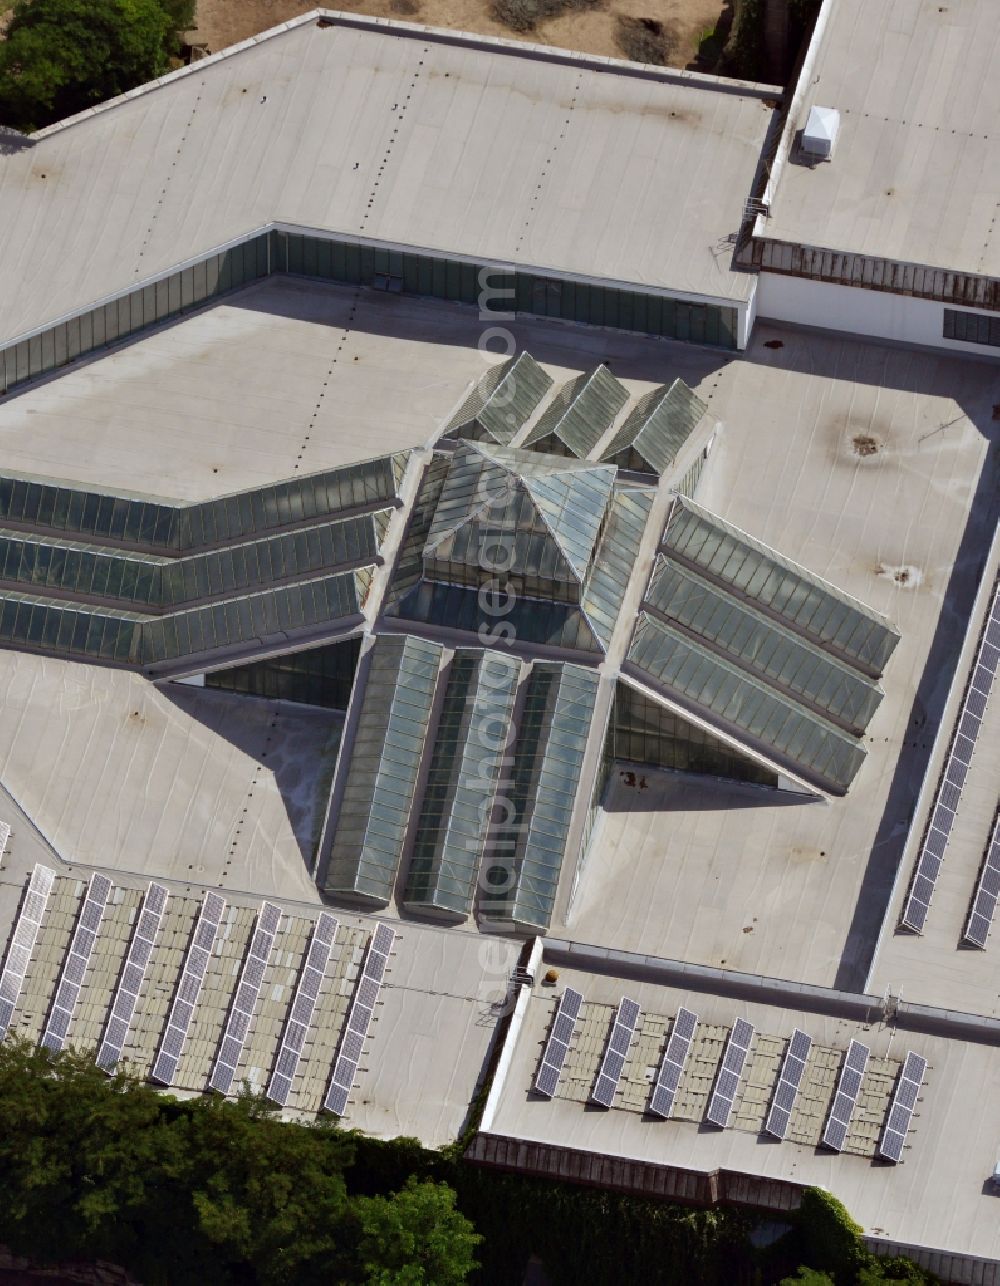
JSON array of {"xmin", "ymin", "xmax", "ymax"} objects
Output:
[
  {"xmin": 0, "ymin": 1040, "xmax": 938, "ymax": 1285},
  {"xmin": 0, "ymin": 1040, "xmax": 479, "ymax": 1285},
  {"xmin": 0, "ymin": 0, "xmax": 191, "ymax": 132}
]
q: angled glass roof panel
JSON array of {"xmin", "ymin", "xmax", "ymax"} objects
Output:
[
  {"xmin": 483, "ymin": 662, "xmax": 600, "ymax": 931},
  {"xmin": 661, "ymin": 498, "xmax": 900, "ymax": 676},
  {"xmin": 647, "ymin": 555, "xmax": 884, "ymax": 734},
  {"xmin": 627, "ymin": 612, "xmax": 866, "ymax": 792},
  {"xmin": 601, "ymin": 379, "xmax": 709, "ymax": 475},
  {"xmin": 325, "ymin": 635, "xmax": 443, "ymax": 903},
  {"xmin": 583, "ymin": 485, "xmax": 654, "ymax": 649},
  {"xmin": 522, "ymin": 366, "xmax": 629, "ymax": 458},
  {"xmin": 444, "ymin": 353, "xmax": 553, "ymax": 446},
  {"xmin": 423, "ymin": 442, "xmax": 614, "ymax": 600},
  {"xmin": 388, "ymin": 579, "xmax": 602, "ymax": 654},
  {"xmin": 404, "ymin": 650, "xmax": 520, "ymax": 918}
]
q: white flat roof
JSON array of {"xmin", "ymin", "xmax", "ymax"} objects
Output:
[
  {"xmin": 764, "ymin": 0, "xmax": 1000, "ymax": 276},
  {"xmin": 0, "ymin": 12, "xmax": 778, "ymax": 348},
  {"xmin": 555, "ymin": 319, "xmax": 998, "ymax": 991},
  {"xmin": 488, "ymin": 965, "xmax": 1000, "ymax": 1263}
]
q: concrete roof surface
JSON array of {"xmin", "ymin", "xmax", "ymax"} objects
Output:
[
  {"xmin": 764, "ymin": 0, "xmax": 1000, "ymax": 276},
  {"xmin": 0, "ymin": 13, "xmax": 779, "ymax": 346}
]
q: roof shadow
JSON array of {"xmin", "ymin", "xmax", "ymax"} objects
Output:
[{"xmin": 157, "ymin": 681, "xmax": 344, "ymax": 879}]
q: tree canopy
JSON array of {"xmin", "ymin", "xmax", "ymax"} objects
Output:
[{"xmin": 0, "ymin": 0, "xmax": 188, "ymax": 132}]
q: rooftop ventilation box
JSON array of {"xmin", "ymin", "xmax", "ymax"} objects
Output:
[{"xmin": 801, "ymin": 105, "xmax": 840, "ymax": 161}]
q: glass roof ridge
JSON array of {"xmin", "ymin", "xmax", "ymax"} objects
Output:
[
  {"xmin": 443, "ymin": 353, "xmax": 553, "ymax": 446},
  {"xmin": 646, "ymin": 553, "xmax": 885, "ymax": 734},
  {"xmin": 664, "ymin": 495, "xmax": 901, "ymax": 675},
  {"xmin": 601, "ymin": 378, "xmax": 710, "ymax": 475},
  {"xmin": 522, "ymin": 365, "xmax": 630, "ymax": 458},
  {"xmin": 627, "ymin": 610, "xmax": 867, "ymax": 793}
]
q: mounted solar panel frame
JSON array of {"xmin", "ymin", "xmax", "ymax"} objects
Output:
[
  {"xmin": 150, "ymin": 890, "xmax": 225, "ymax": 1085},
  {"xmin": 764, "ymin": 1028, "xmax": 812, "ymax": 1139},
  {"xmin": 533, "ymin": 987, "xmax": 583, "ymax": 1098},
  {"xmin": 0, "ymin": 864, "xmax": 56, "ymax": 1037},
  {"xmin": 648, "ymin": 1006, "xmax": 699, "ymax": 1119},
  {"xmin": 902, "ymin": 574, "xmax": 999, "ymax": 933},
  {"xmin": 963, "ymin": 807, "xmax": 1000, "ymax": 948},
  {"xmin": 0, "ymin": 821, "xmax": 9, "ymax": 856},
  {"xmin": 878, "ymin": 1051, "xmax": 926, "ymax": 1163},
  {"xmin": 209, "ymin": 901, "xmax": 282, "ymax": 1095},
  {"xmin": 705, "ymin": 1018, "xmax": 754, "ymax": 1128},
  {"xmin": 821, "ymin": 1039, "xmax": 869, "ymax": 1152},
  {"xmin": 96, "ymin": 881, "xmax": 169, "ymax": 1071},
  {"xmin": 323, "ymin": 922, "xmax": 395, "ymax": 1116},
  {"xmin": 266, "ymin": 911, "xmax": 338, "ymax": 1107},
  {"xmin": 40, "ymin": 872, "xmax": 113, "ymax": 1052},
  {"xmin": 590, "ymin": 997, "xmax": 640, "ymax": 1108}
]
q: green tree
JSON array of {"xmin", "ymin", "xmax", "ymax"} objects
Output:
[
  {"xmin": 0, "ymin": 0, "xmax": 173, "ymax": 131},
  {"xmin": 355, "ymin": 1175, "xmax": 482, "ymax": 1285},
  {"xmin": 780, "ymin": 1269, "xmax": 835, "ymax": 1286}
]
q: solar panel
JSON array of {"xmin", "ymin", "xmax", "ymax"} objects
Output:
[
  {"xmin": 151, "ymin": 889, "xmax": 226, "ymax": 1085},
  {"xmin": 210, "ymin": 898, "xmax": 283, "ymax": 1093},
  {"xmin": 0, "ymin": 821, "xmax": 10, "ymax": 856},
  {"xmin": 821, "ymin": 1039, "xmax": 869, "ymax": 1152},
  {"xmin": 41, "ymin": 871, "xmax": 113, "ymax": 1052},
  {"xmin": 901, "ymin": 574, "xmax": 999, "ymax": 933},
  {"xmin": 323, "ymin": 922, "xmax": 395, "ymax": 1113},
  {"xmin": 877, "ymin": 1051, "xmax": 926, "ymax": 1163},
  {"xmin": 765, "ymin": 1028, "xmax": 813, "ymax": 1139},
  {"xmin": 0, "ymin": 865, "xmax": 55, "ymax": 1037},
  {"xmin": 963, "ymin": 809, "xmax": 1000, "ymax": 947},
  {"xmin": 533, "ymin": 987, "xmax": 584, "ymax": 1099},
  {"xmin": 705, "ymin": 1018, "xmax": 755, "ymax": 1128},
  {"xmin": 648, "ymin": 1006, "xmax": 699, "ymax": 1119},
  {"xmin": 589, "ymin": 996, "xmax": 641, "ymax": 1108},
  {"xmin": 266, "ymin": 912, "xmax": 338, "ymax": 1108}
]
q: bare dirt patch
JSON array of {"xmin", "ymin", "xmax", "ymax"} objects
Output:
[{"xmin": 189, "ymin": 0, "xmax": 729, "ymax": 69}]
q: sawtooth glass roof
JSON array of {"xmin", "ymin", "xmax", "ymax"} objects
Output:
[
  {"xmin": 404, "ymin": 650, "xmax": 521, "ymax": 917},
  {"xmin": 522, "ymin": 366, "xmax": 629, "ymax": 458},
  {"xmin": 481, "ymin": 662, "xmax": 600, "ymax": 932},
  {"xmin": 662, "ymin": 497, "xmax": 900, "ymax": 677},
  {"xmin": 324, "ymin": 634, "xmax": 444, "ymax": 903},
  {"xmin": 646, "ymin": 555, "xmax": 884, "ymax": 736},
  {"xmin": 627, "ymin": 611, "xmax": 868, "ymax": 793},
  {"xmin": 0, "ymin": 454, "xmax": 405, "ymax": 553},
  {"xmin": 443, "ymin": 353, "xmax": 553, "ymax": 446},
  {"xmin": 600, "ymin": 379, "xmax": 709, "ymax": 476}
]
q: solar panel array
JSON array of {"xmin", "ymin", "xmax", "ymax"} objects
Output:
[
  {"xmin": 96, "ymin": 882, "xmax": 169, "ymax": 1071},
  {"xmin": 267, "ymin": 912, "xmax": 338, "ymax": 1107},
  {"xmin": 902, "ymin": 574, "xmax": 1000, "ymax": 933},
  {"xmin": 821, "ymin": 1038, "xmax": 869, "ymax": 1152},
  {"xmin": 324, "ymin": 922, "xmax": 394, "ymax": 1116},
  {"xmin": 40, "ymin": 872, "xmax": 113, "ymax": 1052},
  {"xmin": 0, "ymin": 820, "xmax": 10, "ymax": 855},
  {"xmin": 151, "ymin": 890, "xmax": 226, "ymax": 1085},
  {"xmin": 963, "ymin": 808, "xmax": 1000, "ymax": 948},
  {"xmin": 590, "ymin": 997, "xmax": 640, "ymax": 1107},
  {"xmin": 878, "ymin": 1051, "xmax": 926, "ymax": 1163},
  {"xmin": 764, "ymin": 1028, "xmax": 813, "ymax": 1139},
  {"xmin": 648, "ymin": 1007, "xmax": 699, "ymax": 1119},
  {"xmin": 0, "ymin": 863, "xmax": 55, "ymax": 1036},
  {"xmin": 209, "ymin": 901, "xmax": 282, "ymax": 1095},
  {"xmin": 532, "ymin": 987, "xmax": 584, "ymax": 1099},
  {"xmin": 705, "ymin": 1018, "xmax": 755, "ymax": 1127}
]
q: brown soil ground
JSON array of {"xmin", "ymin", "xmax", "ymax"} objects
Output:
[{"xmin": 188, "ymin": 0, "xmax": 730, "ymax": 70}]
